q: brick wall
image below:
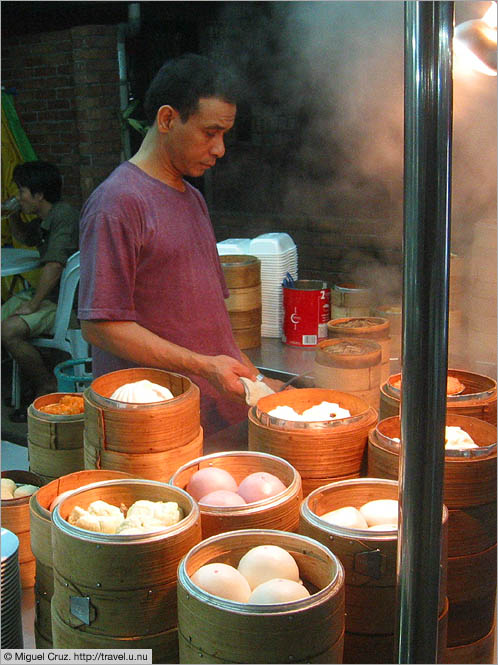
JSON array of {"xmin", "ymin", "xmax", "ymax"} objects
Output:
[
  {"xmin": 1, "ymin": 21, "xmax": 402, "ymax": 296},
  {"xmin": 1, "ymin": 25, "xmax": 121, "ymax": 209}
]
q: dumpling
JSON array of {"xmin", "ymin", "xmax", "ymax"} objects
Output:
[
  {"xmin": 1, "ymin": 486, "xmax": 14, "ymax": 500},
  {"xmin": 1, "ymin": 478, "xmax": 17, "ymax": 494},
  {"xmin": 152, "ymin": 501, "xmax": 183, "ymax": 526},
  {"xmin": 127, "ymin": 500, "xmax": 156, "ymax": 523},
  {"xmin": 13, "ymin": 484, "xmax": 39, "ymax": 498},
  {"xmin": 445, "ymin": 426, "xmax": 478, "ymax": 450},
  {"xmin": 68, "ymin": 506, "xmax": 89, "ymax": 525},
  {"xmin": 301, "ymin": 402, "xmax": 351, "ymax": 421},
  {"xmin": 126, "ymin": 500, "xmax": 182, "ymax": 527},
  {"xmin": 88, "ymin": 500, "xmax": 124, "ymax": 518},
  {"xmin": 96, "ymin": 514, "xmax": 124, "ymax": 534},
  {"xmin": 110, "ymin": 379, "xmax": 174, "ymax": 403},
  {"xmin": 74, "ymin": 513, "xmax": 102, "ymax": 532}
]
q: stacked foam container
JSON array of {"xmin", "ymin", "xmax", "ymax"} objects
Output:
[{"xmin": 217, "ymin": 233, "xmax": 298, "ymax": 338}]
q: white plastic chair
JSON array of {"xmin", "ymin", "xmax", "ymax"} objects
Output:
[{"xmin": 11, "ymin": 250, "xmax": 89, "ymax": 408}]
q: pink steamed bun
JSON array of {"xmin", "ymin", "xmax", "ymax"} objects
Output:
[
  {"xmin": 237, "ymin": 472, "xmax": 286, "ymax": 503},
  {"xmin": 199, "ymin": 490, "xmax": 247, "ymax": 506},
  {"xmin": 187, "ymin": 467, "xmax": 238, "ymax": 501}
]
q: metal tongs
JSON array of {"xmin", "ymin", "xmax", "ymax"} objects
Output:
[{"xmin": 282, "ymin": 272, "xmax": 295, "ymax": 288}]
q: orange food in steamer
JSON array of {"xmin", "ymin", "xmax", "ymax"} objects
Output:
[
  {"xmin": 38, "ymin": 394, "xmax": 85, "ymax": 415},
  {"xmin": 392, "ymin": 375, "xmax": 464, "ymax": 395}
]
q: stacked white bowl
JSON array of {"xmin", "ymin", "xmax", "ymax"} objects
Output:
[{"xmin": 217, "ymin": 233, "xmax": 298, "ymax": 338}]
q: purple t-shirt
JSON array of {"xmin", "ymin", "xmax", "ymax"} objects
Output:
[{"xmin": 78, "ymin": 162, "xmax": 248, "ymax": 435}]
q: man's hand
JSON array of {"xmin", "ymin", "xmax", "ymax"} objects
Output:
[
  {"xmin": 15, "ymin": 299, "xmax": 39, "ymax": 316},
  {"xmin": 203, "ymin": 354, "xmax": 257, "ymax": 401}
]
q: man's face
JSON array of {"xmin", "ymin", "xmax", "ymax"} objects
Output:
[
  {"xmin": 166, "ymin": 97, "xmax": 236, "ymax": 178},
  {"xmin": 17, "ymin": 186, "xmax": 43, "ymax": 216}
]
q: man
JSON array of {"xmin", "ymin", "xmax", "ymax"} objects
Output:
[
  {"xmin": 78, "ymin": 54, "xmax": 280, "ymax": 437},
  {"xmin": 2, "ymin": 161, "xmax": 79, "ymax": 420}
]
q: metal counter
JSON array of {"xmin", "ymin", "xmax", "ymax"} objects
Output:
[{"xmin": 244, "ymin": 337, "xmax": 317, "ymax": 381}]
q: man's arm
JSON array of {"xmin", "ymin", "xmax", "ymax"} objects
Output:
[
  {"xmin": 14, "ymin": 261, "xmax": 63, "ymax": 315},
  {"xmin": 81, "ymin": 319, "xmax": 259, "ymax": 400},
  {"xmin": 7, "ymin": 211, "xmax": 41, "ymax": 247}
]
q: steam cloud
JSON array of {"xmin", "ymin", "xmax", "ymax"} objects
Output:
[{"xmin": 208, "ymin": 1, "xmax": 496, "ymax": 375}]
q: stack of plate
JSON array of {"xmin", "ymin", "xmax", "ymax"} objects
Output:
[
  {"xmin": 217, "ymin": 233, "xmax": 298, "ymax": 338},
  {"xmin": 1, "ymin": 528, "xmax": 24, "ymax": 648}
]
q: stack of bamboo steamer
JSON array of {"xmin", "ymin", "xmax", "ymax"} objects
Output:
[
  {"xmin": 367, "ymin": 415, "xmax": 497, "ymax": 663},
  {"xmin": 50, "ymin": 478, "xmax": 202, "ymax": 663},
  {"xmin": 312, "ymin": 337, "xmax": 383, "ymax": 411},
  {"xmin": 327, "ymin": 316, "xmax": 391, "ymax": 383},
  {"xmin": 83, "ymin": 368, "xmax": 203, "ymax": 482},
  {"xmin": 300, "ymin": 478, "xmax": 449, "ymax": 664},
  {"xmin": 248, "ymin": 388, "xmax": 377, "ymax": 496},
  {"xmin": 331, "ymin": 283, "xmax": 373, "ymax": 319},
  {"xmin": 29, "ymin": 469, "xmax": 133, "ymax": 648},
  {"xmin": 380, "ymin": 370, "xmax": 497, "ymax": 425},
  {"xmin": 1, "ymin": 470, "xmax": 42, "ymax": 589},
  {"xmin": 170, "ymin": 451, "xmax": 302, "ymax": 539},
  {"xmin": 373, "ymin": 304, "xmax": 402, "ymax": 372},
  {"xmin": 221, "ymin": 254, "xmax": 262, "ymax": 350},
  {"xmin": 177, "ymin": 529, "xmax": 346, "ymax": 663},
  {"xmin": 27, "ymin": 393, "xmax": 85, "ymax": 483}
]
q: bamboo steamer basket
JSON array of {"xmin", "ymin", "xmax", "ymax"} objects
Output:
[
  {"xmin": 312, "ymin": 337, "xmax": 382, "ymax": 411},
  {"xmin": 221, "ymin": 255, "xmax": 262, "ymax": 350},
  {"xmin": 446, "ymin": 543, "xmax": 497, "ymax": 646},
  {"xmin": 367, "ymin": 415, "xmax": 497, "ymax": 648},
  {"xmin": 27, "ymin": 393, "xmax": 85, "ymax": 483},
  {"xmin": 299, "ymin": 478, "xmax": 449, "ymax": 664},
  {"xmin": 373, "ymin": 304, "xmax": 402, "ymax": 371},
  {"xmin": 177, "ymin": 528, "xmax": 345, "ymax": 664},
  {"xmin": 231, "ymin": 324, "xmax": 261, "ymax": 350},
  {"xmin": 380, "ymin": 370, "xmax": 497, "ymax": 424},
  {"xmin": 51, "ymin": 478, "xmax": 202, "ymax": 663},
  {"xmin": 220, "ymin": 254, "xmax": 261, "ymax": 289},
  {"xmin": 367, "ymin": 414, "xmax": 497, "ymax": 513},
  {"xmin": 84, "ymin": 427, "xmax": 203, "ymax": 482},
  {"xmin": 248, "ymin": 388, "xmax": 377, "ymax": 495},
  {"xmin": 327, "ymin": 316, "xmax": 391, "ymax": 383},
  {"xmin": 444, "ymin": 623, "xmax": 496, "ymax": 664},
  {"xmin": 85, "ymin": 368, "xmax": 201, "ymax": 452},
  {"xmin": 224, "ymin": 284, "xmax": 261, "ymax": 312},
  {"xmin": 331, "ymin": 282, "xmax": 373, "ymax": 318},
  {"xmin": 84, "ymin": 368, "xmax": 202, "ymax": 482},
  {"xmin": 34, "ymin": 560, "xmax": 53, "ymax": 647},
  {"xmin": 170, "ymin": 451, "xmax": 302, "ymax": 538},
  {"xmin": 2, "ymin": 470, "xmax": 43, "ymax": 588},
  {"xmin": 342, "ymin": 599, "xmax": 449, "ymax": 664},
  {"xmin": 30, "ymin": 469, "xmax": 134, "ymax": 647}
]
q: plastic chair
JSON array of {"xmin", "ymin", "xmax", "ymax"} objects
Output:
[{"xmin": 11, "ymin": 250, "xmax": 89, "ymax": 408}]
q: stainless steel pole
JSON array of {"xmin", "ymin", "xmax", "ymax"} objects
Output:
[{"xmin": 396, "ymin": 2, "xmax": 454, "ymax": 663}]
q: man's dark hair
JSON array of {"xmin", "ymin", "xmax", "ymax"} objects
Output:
[
  {"xmin": 144, "ymin": 53, "xmax": 239, "ymax": 125},
  {"xmin": 13, "ymin": 161, "xmax": 62, "ymax": 203}
]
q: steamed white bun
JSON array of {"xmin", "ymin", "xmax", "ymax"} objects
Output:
[
  {"xmin": 360, "ymin": 499, "xmax": 399, "ymax": 527},
  {"xmin": 248, "ymin": 578, "xmax": 310, "ymax": 604},
  {"xmin": 320, "ymin": 506, "xmax": 368, "ymax": 530},
  {"xmin": 237, "ymin": 545, "xmax": 300, "ymax": 590},
  {"xmin": 445, "ymin": 426, "xmax": 478, "ymax": 450},
  {"xmin": 110, "ymin": 380, "xmax": 174, "ymax": 403}
]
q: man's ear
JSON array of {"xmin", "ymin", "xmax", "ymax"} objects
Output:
[{"xmin": 156, "ymin": 105, "xmax": 178, "ymax": 133}]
